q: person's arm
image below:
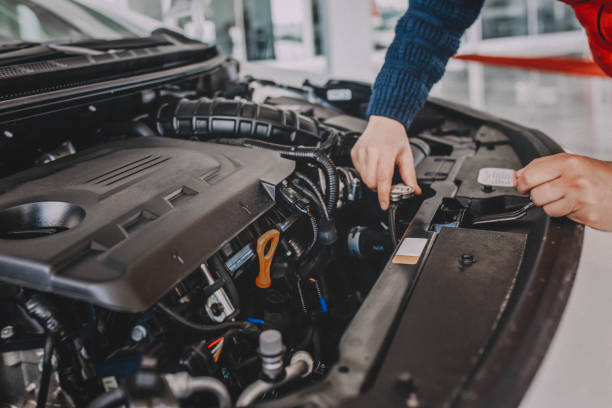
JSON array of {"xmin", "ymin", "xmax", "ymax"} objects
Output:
[
  {"xmin": 514, "ymin": 2, "xmax": 612, "ymax": 231},
  {"xmin": 352, "ymin": 0, "xmax": 485, "ymax": 210},
  {"xmin": 515, "ymin": 153, "xmax": 612, "ymax": 231}
]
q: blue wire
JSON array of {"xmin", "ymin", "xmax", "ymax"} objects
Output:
[
  {"xmin": 319, "ymin": 297, "xmax": 328, "ymax": 313},
  {"xmin": 247, "ymin": 317, "xmax": 265, "ymax": 325}
]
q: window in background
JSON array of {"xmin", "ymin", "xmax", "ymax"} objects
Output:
[
  {"xmin": 372, "ymin": 0, "xmax": 408, "ymax": 50},
  {"xmin": 481, "ymin": 0, "xmax": 529, "ymax": 39},
  {"xmin": 537, "ymin": 0, "xmax": 580, "ymax": 34},
  {"xmin": 270, "ymin": 0, "xmax": 309, "ymax": 60},
  {"xmin": 0, "ymin": 0, "xmax": 136, "ymax": 43},
  {"xmin": 204, "ymin": 0, "xmax": 237, "ymax": 57},
  {"xmin": 243, "ymin": 0, "xmax": 275, "ymax": 60}
]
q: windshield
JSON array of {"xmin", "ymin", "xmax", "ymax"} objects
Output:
[{"xmin": 0, "ymin": 0, "xmax": 143, "ymax": 44}]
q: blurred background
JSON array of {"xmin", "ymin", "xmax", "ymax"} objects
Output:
[{"xmin": 1, "ymin": 0, "xmax": 611, "ymax": 159}]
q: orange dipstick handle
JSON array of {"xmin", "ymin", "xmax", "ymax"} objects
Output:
[{"xmin": 255, "ymin": 229, "xmax": 280, "ymax": 289}]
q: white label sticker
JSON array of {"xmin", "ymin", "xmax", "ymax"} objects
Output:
[
  {"xmin": 392, "ymin": 237, "xmax": 428, "ymax": 265},
  {"xmin": 326, "ymin": 88, "xmax": 352, "ymax": 101},
  {"xmin": 477, "ymin": 167, "xmax": 516, "ymax": 187}
]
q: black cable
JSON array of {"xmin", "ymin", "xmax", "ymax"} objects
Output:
[
  {"xmin": 157, "ymin": 303, "xmax": 253, "ymax": 333},
  {"xmin": 242, "ymin": 140, "xmax": 339, "ymax": 217},
  {"xmin": 294, "ymin": 171, "xmax": 329, "ymax": 220},
  {"xmin": 36, "ymin": 335, "xmax": 55, "ymax": 408},
  {"xmin": 87, "ymin": 388, "xmax": 127, "ymax": 408},
  {"xmin": 279, "ymin": 150, "xmax": 338, "ymax": 217},
  {"xmin": 389, "ymin": 203, "xmax": 400, "ymax": 247},
  {"xmin": 299, "ymin": 213, "xmax": 319, "ymax": 262},
  {"xmin": 290, "ymin": 180, "xmax": 328, "ymax": 221}
]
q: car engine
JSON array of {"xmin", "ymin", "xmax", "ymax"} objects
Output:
[
  {"xmin": 0, "ymin": 76, "xmax": 415, "ymax": 406},
  {"xmin": 0, "ymin": 42, "xmax": 583, "ymax": 408}
]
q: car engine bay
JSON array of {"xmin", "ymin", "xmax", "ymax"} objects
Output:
[{"xmin": 0, "ymin": 39, "xmax": 583, "ymax": 408}]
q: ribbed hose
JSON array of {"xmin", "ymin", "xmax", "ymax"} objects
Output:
[
  {"xmin": 156, "ymin": 97, "xmax": 323, "ymax": 147},
  {"xmin": 279, "ymin": 150, "xmax": 338, "ymax": 218}
]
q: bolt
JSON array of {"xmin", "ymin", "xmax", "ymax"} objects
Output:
[
  {"xmin": 210, "ymin": 303, "xmax": 224, "ymax": 316},
  {"xmin": 1, "ymin": 325, "xmax": 15, "ymax": 339},
  {"xmin": 459, "ymin": 254, "xmax": 475, "ymax": 267},
  {"xmin": 131, "ymin": 325, "xmax": 148, "ymax": 342},
  {"xmin": 482, "ymin": 185, "xmax": 494, "ymax": 193}
]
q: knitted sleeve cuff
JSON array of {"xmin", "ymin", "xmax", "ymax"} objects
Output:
[{"xmin": 366, "ymin": 68, "xmax": 430, "ymax": 132}]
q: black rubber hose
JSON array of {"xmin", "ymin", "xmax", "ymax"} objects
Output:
[
  {"xmin": 36, "ymin": 335, "xmax": 55, "ymax": 408},
  {"xmin": 240, "ymin": 139, "xmax": 339, "ymax": 216},
  {"xmin": 22, "ymin": 295, "xmax": 69, "ymax": 341},
  {"xmin": 294, "ymin": 172, "xmax": 328, "ymax": 220},
  {"xmin": 279, "ymin": 150, "xmax": 338, "ymax": 218},
  {"xmin": 156, "ymin": 97, "xmax": 323, "ymax": 147},
  {"xmin": 157, "ymin": 303, "xmax": 253, "ymax": 333},
  {"xmin": 87, "ymin": 388, "xmax": 127, "ymax": 408}
]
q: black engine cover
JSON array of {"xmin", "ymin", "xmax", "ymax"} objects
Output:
[{"xmin": 0, "ymin": 137, "xmax": 294, "ymax": 311}]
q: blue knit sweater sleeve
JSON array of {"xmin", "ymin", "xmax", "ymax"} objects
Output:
[{"xmin": 367, "ymin": 0, "xmax": 485, "ymax": 130}]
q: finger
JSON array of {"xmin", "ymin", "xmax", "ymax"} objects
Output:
[
  {"xmin": 354, "ymin": 147, "xmax": 366, "ymax": 174},
  {"xmin": 353, "ymin": 148, "xmax": 370, "ymax": 186},
  {"xmin": 362, "ymin": 150, "xmax": 379, "ymax": 190},
  {"xmin": 516, "ymin": 154, "xmax": 567, "ymax": 193},
  {"xmin": 542, "ymin": 197, "xmax": 575, "ymax": 218},
  {"xmin": 530, "ymin": 177, "xmax": 566, "ymax": 206},
  {"xmin": 376, "ymin": 154, "xmax": 395, "ymax": 210},
  {"xmin": 398, "ymin": 148, "xmax": 422, "ymax": 195}
]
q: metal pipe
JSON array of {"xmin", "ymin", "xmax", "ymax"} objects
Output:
[
  {"xmin": 164, "ymin": 372, "xmax": 231, "ymax": 408},
  {"xmin": 236, "ymin": 360, "xmax": 309, "ymax": 407}
]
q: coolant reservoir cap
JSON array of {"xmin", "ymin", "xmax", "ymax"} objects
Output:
[
  {"xmin": 259, "ymin": 329, "xmax": 283, "ymax": 356},
  {"xmin": 390, "ymin": 183, "xmax": 415, "ymax": 202}
]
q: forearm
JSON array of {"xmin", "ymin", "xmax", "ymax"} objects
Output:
[{"xmin": 367, "ymin": 0, "xmax": 485, "ymax": 130}]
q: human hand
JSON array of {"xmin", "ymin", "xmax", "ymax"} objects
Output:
[
  {"xmin": 515, "ymin": 153, "xmax": 612, "ymax": 231},
  {"xmin": 350, "ymin": 115, "xmax": 421, "ymax": 210}
]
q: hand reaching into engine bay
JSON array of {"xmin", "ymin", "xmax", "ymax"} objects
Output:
[
  {"xmin": 351, "ymin": 115, "xmax": 422, "ymax": 211},
  {"xmin": 515, "ymin": 153, "xmax": 612, "ymax": 231}
]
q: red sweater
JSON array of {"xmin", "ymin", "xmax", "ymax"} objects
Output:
[{"xmin": 561, "ymin": 0, "xmax": 612, "ymax": 75}]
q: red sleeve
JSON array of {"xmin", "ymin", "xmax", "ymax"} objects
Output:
[{"xmin": 559, "ymin": 0, "xmax": 612, "ymax": 76}]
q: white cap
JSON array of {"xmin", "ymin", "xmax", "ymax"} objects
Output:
[{"xmin": 259, "ymin": 329, "xmax": 283, "ymax": 356}]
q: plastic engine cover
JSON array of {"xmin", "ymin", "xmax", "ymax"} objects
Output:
[{"xmin": 0, "ymin": 137, "xmax": 294, "ymax": 312}]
